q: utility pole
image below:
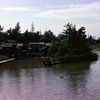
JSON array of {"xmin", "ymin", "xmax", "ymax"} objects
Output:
[{"xmin": 31, "ymin": 22, "xmax": 35, "ymax": 32}]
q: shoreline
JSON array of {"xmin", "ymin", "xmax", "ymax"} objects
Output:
[
  {"xmin": 0, "ymin": 52, "xmax": 99, "ymax": 65},
  {"xmin": 51, "ymin": 52, "xmax": 98, "ymax": 64}
]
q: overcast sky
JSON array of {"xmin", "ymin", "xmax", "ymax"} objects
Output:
[{"xmin": 0, "ymin": 0, "xmax": 100, "ymax": 37}]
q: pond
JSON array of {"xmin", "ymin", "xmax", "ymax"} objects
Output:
[{"xmin": 0, "ymin": 53, "xmax": 100, "ymax": 100}]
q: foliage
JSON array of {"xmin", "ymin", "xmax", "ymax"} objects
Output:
[
  {"xmin": 63, "ymin": 23, "xmax": 89, "ymax": 54},
  {"xmin": 0, "ymin": 25, "xmax": 4, "ymax": 43},
  {"xmin": 0, "ymin": 55, "xmax": 8, "ymax": 60},
  {"xmin": 39, "ymin": 30, "xmax": 56, "ymax": 42},
  {"xmin": 59, "ymin": 53, "xmax": 98, "ymax": 63},
  {"xmin": 0, "ymin": 22, "xmax": 56, "ymax": 44},
  {"xmin": 49, "ymin": 23, "xmax": 92, "ymax": 59},
  {"xmin": 6, "ymin": 22, "xmax": 21, "ymax": 40},
  {"xmin": 0, "ymin": 22, "xmax": 99, "ymax": 61}
]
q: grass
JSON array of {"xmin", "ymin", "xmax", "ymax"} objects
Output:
[
  {"xmin": 50, "ymin": 57, "xmax": 60, "ymax": 64},
  {"xmin": 58, "ymin": 52, "xmax": 98, "ymax": 63},
  {"xmin": 0, "ymin": 55, "xmax": 9, "ymax": 61},
  {"xmin": 90, "ymin": 45, "xmax": 100, "ymax": 53}
]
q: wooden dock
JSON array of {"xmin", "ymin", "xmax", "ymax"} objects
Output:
[{"xmin": 0, "ymin": 58, "xmax": 15, "ymax": 64}]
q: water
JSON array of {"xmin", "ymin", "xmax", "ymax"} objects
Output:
[{"xmin": 0, "ymin": 53, "xmax": 100, "ymax": 100}]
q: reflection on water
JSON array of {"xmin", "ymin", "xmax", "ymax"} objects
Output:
[
  {"xmin": 55, "ymin": 62, "xmax": 91, "ymax": 96},
  {"xmin": 0, "ymin": 55, "xmax": 100, "ymax": 100}
]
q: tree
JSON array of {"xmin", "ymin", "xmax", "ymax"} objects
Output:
[
  {"xmin": 87, "ymin": 35, "xmax": 96, "ymax": 46},
  {"xmin": 40, "ymin": 30, "xmax": 56, "ymax": 42},
  {"xmin": 63, "ymin": 23, "xmax": 90, "ymax": 54},
  {"xmin": 0, "ymin": 25, "xmax": 4, "ymax": 43},
  {"xmin": 14, "ymin": 22, "xmax": 21, "ymax": 34},
  {"xmin": 23, "ymin": 30, "xmax": 28, "ymax": 43},
  {"xmin": 0, "ymin": 25, "xmax": 3, "ymax": 33},
  {"xmin": 6, "ymin": 22, "xmax": 21, "ymax": 40}
]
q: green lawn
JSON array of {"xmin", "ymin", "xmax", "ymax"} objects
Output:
[{"xmin": 0, "ymin": 55, "xmax": 8, "ymax": 61}]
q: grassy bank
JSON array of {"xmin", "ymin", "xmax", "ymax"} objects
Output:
[
  {"xmin": 51, "ymin": 52, "xmax": 98, "ymax": 64},
  {"xmin": 59, "ymin": 53, "xmax": 98, "ymax": 63},
  {"xmin": 0, "ymin": 55, "xmax": 9, "ymax": 61},
  {"xmin": 90, "ymin": 45, "xmax": 100, "ymax": 53}
]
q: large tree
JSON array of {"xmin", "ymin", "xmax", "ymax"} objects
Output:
[
  {"xmin": 40, "ymin": 30, "xmax": 56, "ymax": 42},
  {"xmin": 63, "ymin": 23, "xmax": 90, "ymax": 54},
  {"xmin": 6, "ymin": 22, "xmax": 21, "ymax": 40},
  {"xmin": 0, "ymin": 25, "xmax": 4, "ymax": 43}
]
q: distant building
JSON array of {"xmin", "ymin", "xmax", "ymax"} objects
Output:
[
  {"xmin": 28, "ymin": 42, "xmax": 51, "ymax": 57},
  {"xmin": 0, "ymin": 40, "xmax": 51, "ymax": 57},
  {"xmin": 0, "ymin": 40, "xmax": 17, "ymax": 56},
  {"xmin": 16, "ymin": 43, "xmax": 24, "ymax": 49},
  {"xmin": 15, "ymin": 43, "xmax": 26, "ymax": 58},
  {"xmin": 1, "ymin": 40, "xmax": 17, "ymax": 48}
]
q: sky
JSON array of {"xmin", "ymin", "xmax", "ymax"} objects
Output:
[{"xmin": 0, "ymin": 0, "xmax": 100, "ymax": 37}]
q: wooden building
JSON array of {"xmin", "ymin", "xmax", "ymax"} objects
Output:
[
  {"xmin": 28, "ymin": 42, "xmax": 51, "ymax": 57},
  {"xmin": 0, "ymin": 40, "xmax": 51, "ymax": 58},
  {"xmin": 0, "ymin": 40, "xmax": 17, "ymax": 56}
]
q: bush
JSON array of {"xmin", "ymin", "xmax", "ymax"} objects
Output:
[
  {"xmin": 0, "ymin": 55, "xmax": 8, "ymax": 61},
  {"xmin": 59, "ymin": 53, "xmax": 98, "ymax": 63}
]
